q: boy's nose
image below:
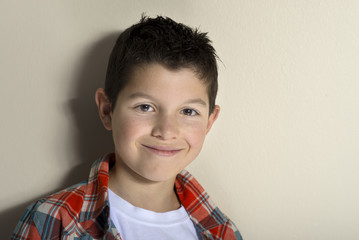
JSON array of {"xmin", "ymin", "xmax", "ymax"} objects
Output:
[{"xmin": 151, "ymin": 114, "xmax": 179, "ymax": 140}]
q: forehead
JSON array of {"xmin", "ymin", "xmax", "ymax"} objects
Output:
[{"xmin": 121, "ymin": 63, "xmax": 209, "ymax": 99}]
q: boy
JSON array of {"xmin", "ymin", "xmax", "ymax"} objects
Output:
[{"xmin": 12, "ymin": 16, "xmax": 242, "ymax": 240}]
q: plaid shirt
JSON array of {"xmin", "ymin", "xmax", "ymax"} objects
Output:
[{"xmin": 12, "ymin": 154, "xmax": 242, "ymax": 240}]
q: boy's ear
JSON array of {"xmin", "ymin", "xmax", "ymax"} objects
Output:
[
  {"xmin": 206, "ymin": 105, "xmax": 220, "ymax": 134},
  {"xmin": 95, "ymin": 88, "xmax": 112, "ymax": 131}
]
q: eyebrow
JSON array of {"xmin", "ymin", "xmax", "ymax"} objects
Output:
[
  {"xmin": 128, "ymin": 92, "xmax": 157, "ymax": 101},
  {"xmin": 183, "ymin": 98, "xmax": 207, "ymax": 107},
  {"xmin": 128, "ymin": 92, "xmax": 207, "ymax": 107}
]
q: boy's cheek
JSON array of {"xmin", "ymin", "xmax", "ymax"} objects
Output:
[
  {"xmin": 113, "ymin": 117, "xmax": 147, "ymax": 138},
  {"xmin": 183, "ymin": 125, "xmax": 207, "ymax": 147},
  {"xmin": 182, "ymin": 120, "xmax": 208, "ymax": 136}
]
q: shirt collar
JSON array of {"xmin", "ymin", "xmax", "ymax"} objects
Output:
[{"xmin": 175, "ymin": 170, "xmax": 225, "ymax": 233}]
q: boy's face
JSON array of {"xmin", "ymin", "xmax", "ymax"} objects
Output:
[{"xmin": 96, "ymin": 63, "xmax": 219, "ymax": 183}]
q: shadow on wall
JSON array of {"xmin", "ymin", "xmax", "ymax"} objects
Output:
[{"xmin": 0, "ymin": 33, "xmax": 120, "ymax": 239}]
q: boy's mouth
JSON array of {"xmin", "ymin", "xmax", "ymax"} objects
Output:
[{"xmin": 141, "ymin": 144, "xmax": 183, "ymax": 157}]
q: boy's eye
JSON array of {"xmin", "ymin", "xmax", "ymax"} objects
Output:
[
  {"xmin": 181, "ymin": 108, "xmax": 199, "ymax": 116},
  {"xmin": 135, "ymin": 104, "xmax": 154, "ymax": 112}
]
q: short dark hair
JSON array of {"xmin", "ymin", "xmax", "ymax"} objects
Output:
[{"xmin": 105, "ymin": 15, "xmax": 218, "ymax": 113}]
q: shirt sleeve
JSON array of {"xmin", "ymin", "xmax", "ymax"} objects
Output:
[{"xmin": 11, "ymin": 202, "xmax": 42, "ymax": 240}]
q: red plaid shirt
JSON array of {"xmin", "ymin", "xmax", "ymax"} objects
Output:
[{"xmin": 12, "ymin": 153, "xmax": 242, "ymax": 240}]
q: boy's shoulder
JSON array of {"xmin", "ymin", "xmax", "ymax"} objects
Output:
[
  {"xmin": 12, "ymin": 156, "xmax": 116, "ymax": 239},
  {"xmin": 30, "ymin": 155, "xmax": 112, "ymax": 219},
  {"xmin": 29, "ymin": 180, "xmax": 92, "ymax": 220},
  {"xmin": 26, "ymin": 155, "xmax": 113, "ymax": 219}
]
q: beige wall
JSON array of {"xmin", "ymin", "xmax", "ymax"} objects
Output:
[{"xmin": 1, "ymin": 1, "xmax": 359, "ymax": 239}]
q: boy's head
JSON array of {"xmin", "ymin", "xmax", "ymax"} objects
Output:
[
  {"xmin": 96, "ymin": 16, "xmax": 220, "ymax": 183},
  {"xmin": 105, "ymin": 15, "xmax": 218, "ymax": 113}
]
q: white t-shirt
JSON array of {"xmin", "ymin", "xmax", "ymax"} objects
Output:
[{"xmin": 108, "ymin": 188, "xmax": 199, "ymax": 240}]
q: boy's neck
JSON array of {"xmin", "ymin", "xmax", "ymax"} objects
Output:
[{"xmin": 108, "ymin": 158, "xmax": 181, "ymax": 213}]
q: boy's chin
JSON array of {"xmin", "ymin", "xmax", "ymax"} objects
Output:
[{"xmin": 132, "ymin": 167, "xmax": 183, "ymax": 184}]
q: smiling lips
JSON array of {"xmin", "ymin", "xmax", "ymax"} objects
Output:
[{"xmin": 142, "ymin": 144, "xmax": 183, "ymax": 157}]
